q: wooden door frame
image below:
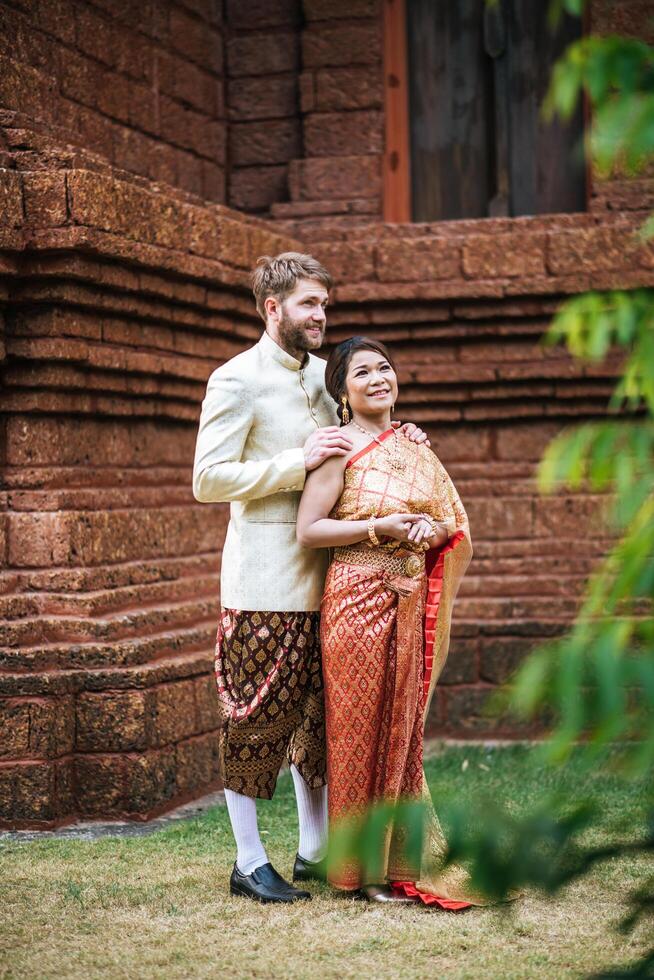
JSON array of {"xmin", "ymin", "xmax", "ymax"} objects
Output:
[{"xmin": 383, "ymin": 0, "xmax": 411, "ymax": 223}]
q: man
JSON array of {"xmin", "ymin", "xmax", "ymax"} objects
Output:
[{"xmin": 193, "ymin": 252, "xmax": 426, "ymax": 904}]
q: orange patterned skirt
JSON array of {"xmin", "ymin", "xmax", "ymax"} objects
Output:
[
  {"xmin": 320, "ymin": 534, "xmax": 475, "ymax": 909},
  {"xmin": 320, "ymin": 557, "xmax": 428, "ymax": 890}
]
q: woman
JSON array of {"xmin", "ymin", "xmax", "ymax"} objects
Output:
[{"xmin": 296, "ymin": 336, "xmax": 490, "ymax": 909}]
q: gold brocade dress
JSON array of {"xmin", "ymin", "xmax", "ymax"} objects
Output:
[{"xmin": 320, "ymin": 428, "xmax": 492, "ymax": 908}]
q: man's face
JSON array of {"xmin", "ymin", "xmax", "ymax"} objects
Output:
[{"xmin": 276, "ymin": 278, "xmax": 329, "ymax": 353}]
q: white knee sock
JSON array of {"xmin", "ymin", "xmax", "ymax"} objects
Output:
[
  {"xmin": 224, "ymin": 788, "xmax": 268, "ymax": 876},
  {"xmin": 291, "ymin": 764, "xmax": 328, "ymax": 863}
]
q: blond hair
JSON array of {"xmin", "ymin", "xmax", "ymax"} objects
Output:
[{"xmin": 251, "ymin": 252, "xmax": 332, "ymax": 320}]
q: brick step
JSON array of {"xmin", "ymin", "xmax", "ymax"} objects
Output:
[
  {"xmin": 287, "ymin": 155, "xmax": 380, "ymax": 205},
  {"xmin": 3, "ymin": 463, "xmax": 546, "ymax": 496},
  {"xmin": 9, "ymin": 151, "xmax": 292, "ymax": 272},
  {"xmin": 1, "ymin": 553, "xmax": 221, "ymax": 595},
  {"xmin": 463, "ymin": 556, "xmax": 599, "ymax": 577},
  {"xmin": 0, "ymin": 658, "xmax": 220, "ymax": 758},
  {"xmin": 4, "ymin": 466, "xmax": 193, "ymax": 493},
  {"xmin": 309, "ymin": 210, "xmax": 630, "ymax": 246},
  {"xmin": 11, "ymin": 308, "xmax": 249, "ymax": 370},
  {"xmin": 0, "ymin": 620, "xmax": 218, "ymax": 676},
  {"xmin": 0, "ymin": 648, "xmax": 216, "ymax": 699},
  {"xmin": 458, "ymin": 573, "xmax": 587, "ymax": 598},
  {"xmin": 0, "ymin": 596, "xmax": 220, "ymax": 647},
  {"xmin": 449, "ymin": 619, "xmax": 568, "ymax": 637},
  {"xmin": 11, "ymin": 300, "xmax": 249, "ymax": 360},
  {"xmin": 2, "ymin": 387, "xmax": 203, "ymax": 425},
  {"xmin": 10, "ymin": 258, "xmax": 259, "ymax": 339},
  {"xmin": 6, "ymin": 486, "xmax": 197, "ymax": 512},
  {"xmin": 456, "ymin": 596, "xmax": 580, "ymax": 619},
  {"xmin": 14, "ymin": 246, "xmax": 256, "ymax": 322},
  {"xmin": 269, "ymin": 197, "xmax": 379, "ymax": 219},
  {"xmin": 4, "ymin": 113, "xmax": 216, "ymax": 208},
  {"xmin": 0, "ymin": 581, "xmax": 583, "ymax": 645},
  {"xmin": 272, "ymin": 215, "xmax": 379, "ymax": 238},
  {"xmin": 4, "ymin": 372, "xmax": 611, "ymax": 416},
  {"xmin": 326, "ymin": 311, "xmax": 553, "ymax": 335},
  {"xmin": 398, "ymin": 381, "xmax": 615, "ymax": 403},
  {"xmin": 12, "ymin": 388, "xmax": 170, "ymax": 420},
  {"xmin": 7, "ymin": 505, "xmax": 222, "ymax": 570},
  {"xmin": 0, "ymin": 572, "xmax": 219, "ymax": 620},
  {"xmin": 407, "ymin": 363, "xmax": 617, "ymax": 385},
  {"xmin": 471, "ymin": 536, "xmax": 612, "ymax": 560},
  {"xmin": 4, "ymin": 362, "xmax": 206, "ymax": 404},
  {"xmin": 12, "ymin": 286, "xmax": 256, "ymax": 352},
  {"xmin": 8, "ymin": 343, "xmax": 615, "ymax": 396},
  {"xmin": 5, "ymin": 335, "xmax": 216, "ymax": 383},
  {"xmin": 405, "ymin": 400, "xmax": 612, "ymax": 424}
]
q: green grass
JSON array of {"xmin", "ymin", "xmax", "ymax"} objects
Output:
[{"xmin": 0, "ymin": 744, "xmax": 651, "ymax": 980}]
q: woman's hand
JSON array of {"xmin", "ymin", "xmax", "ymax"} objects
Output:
[
  {"xmin": 405, "ymin": 516, "xmax": 450, "ymax": 549},
  {"xmin": 406, "ymin": 517, "xmax": 436, "ymax": 547},
  {"xmin": 428, "ymin": 522, "xmax": 450, "ymax": 548},
  {"xmin": 375, "ymin": 513, "xmax": 424, "ymax": 542}
]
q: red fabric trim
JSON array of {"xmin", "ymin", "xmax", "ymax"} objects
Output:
[
  {"xmin": 390, "ymin": 534, "xmax": 473, "ymax": 911},
  {"xmin": 391, "ymin": 881, "xmax": 472, "ymax": 911},
  {"xmin": 423, "ymin": 530, "xmax": 466, "ymax": 700},
  {"xmin": 345, "ymin": 427, "xmax": 395, "ymax": 469}
]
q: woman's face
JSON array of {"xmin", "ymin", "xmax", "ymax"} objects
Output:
[{"xmin": 344, "ymin": 349, "xmax": 398, "ymax": 418}]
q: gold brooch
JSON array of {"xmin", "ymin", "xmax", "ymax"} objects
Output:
[{"xmin": 404, "ymin": 554, "xmax": 422, "ymax": 577}]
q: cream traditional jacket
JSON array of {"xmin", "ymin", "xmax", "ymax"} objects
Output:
[{"xmin": 193, "ymin": 330, "xmax": 338, "ymax": 612}]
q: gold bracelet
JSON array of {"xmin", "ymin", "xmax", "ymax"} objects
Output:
[{"xmin": 367, "ymin": 517, "xmax": 379, "ymax": 547}]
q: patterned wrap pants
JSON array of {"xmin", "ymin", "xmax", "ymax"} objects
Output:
[{"xmin": 214, "ymin": 607, "xmax": 327, "ymax": 800}]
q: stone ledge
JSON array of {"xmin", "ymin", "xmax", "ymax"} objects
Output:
[{"xmin": 0, "ymin": 786, "xmax": 227, "ymax": 840}]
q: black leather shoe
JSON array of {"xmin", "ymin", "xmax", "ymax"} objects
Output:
[
  {"xmin": 292, "ymin": 852, "xmax": 328, "ymax": 883},
  {"xmin": 230, "ymin": 862, "xmax": 312, "ymax": 904}
]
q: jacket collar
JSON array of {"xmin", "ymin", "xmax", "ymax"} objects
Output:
[{"xmin": 259, "ymin": 330, "xmax": 308, "ymax": 372}]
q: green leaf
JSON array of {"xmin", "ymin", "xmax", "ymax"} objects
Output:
[
  {"xmin": 638, "ymin": 214, "xmax": 654, "ymax": 241},
  {"xmin": 509, "ymin": 648, "xmax": 553, "ymax": 718}
]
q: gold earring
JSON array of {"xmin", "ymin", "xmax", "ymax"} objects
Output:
[{"xmin": 341, "ymin": 395, "xmax": 350, "ymax": 425}]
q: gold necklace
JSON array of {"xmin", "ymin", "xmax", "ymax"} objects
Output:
[{"xmin": 351, "ymin": 420, "xmax": 406, "ymax": 473}]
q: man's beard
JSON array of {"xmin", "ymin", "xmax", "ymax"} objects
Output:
[{"xmin": 278, "ymin": 308, "xmax": 325, "ymax": 353}]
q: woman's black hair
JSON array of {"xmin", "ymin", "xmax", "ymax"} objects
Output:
[{"xmin": 324, "ymin": 336, "xmax": 397, "ymax": 425}]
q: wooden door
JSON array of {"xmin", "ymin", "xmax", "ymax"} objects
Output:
[{"xmin": 404, "ymin": 0, "xmax": 586, "ymax": 222}]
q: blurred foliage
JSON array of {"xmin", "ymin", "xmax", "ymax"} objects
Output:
[
  {"xmin": 472, "ymin": 3, "xmax": 654, "ymax": 970},
  {"xmin": 543, "ymin": 26, "xmax": 654, "ymax": 177},
  {"xmin": 327, "ymin": 800, "xmax": 425, "ymax": 887},
  {"xmin": 479, "ymin": 7, "xmax": 654, "ymax": 971},
  {"xmin": 503, "ymin": 288, "xmax": 654, "ymax": 777},
  {"xmin": 333, "ymin": 4, "xmax": 654, "ymax": 976}
]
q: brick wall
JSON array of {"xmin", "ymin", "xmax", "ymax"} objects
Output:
[
  {"xmin": 1, "ymin": 0, "xmax": 653, "ymax": 828},
  {"xmin": 224, "ymin": 0, "xmax": 302, "ymax": 213},
  {"xmin": 0, "ymin": 0, "xmax": 226, "ymax": 202},
  {"xmin": 269, "ymin": 0, "xmax": 654, "ymax": 231},
  {"xmin": 270, "ymin": 0, "xmax": 384, "ymax": 225},
  {"xmin": 0, "ymin": 118, "xmax": 299, "ymax": 827},
  {"xmin": 310, "ymin": 212, "xmax": 653, "ymax": 733},
  {"xmin": 2, "ymin": 0, "xmax": 650, "ymax": 224}
]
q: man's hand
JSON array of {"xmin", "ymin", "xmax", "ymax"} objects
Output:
[
  {"xmin": 392, "ymin": 420, "xmax": 431, "ymax": 447},
  {"xmin": 304, "ymin": 426, "xmax": 354, "ymax": 472}
]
